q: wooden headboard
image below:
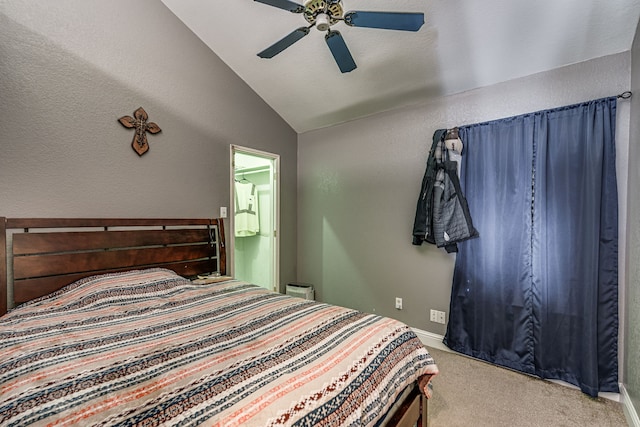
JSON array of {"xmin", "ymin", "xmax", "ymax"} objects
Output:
[{"xmin": 0, "ymin": 217, "xmax": 226, "ymax": 316}]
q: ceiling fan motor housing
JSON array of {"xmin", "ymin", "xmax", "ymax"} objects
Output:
[{"xmin": 304, "ymin": 0, "xmax": 343, "ymax": 30}]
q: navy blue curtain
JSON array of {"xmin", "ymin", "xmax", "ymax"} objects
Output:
[{"xmin": 443, "ymin": 98, "xmax": 619, "ymax": 396}]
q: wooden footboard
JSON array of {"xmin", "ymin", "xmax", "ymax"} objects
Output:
[{"xmin": 386, "ymin": 384, "xmax": 428, "ymax": 427}]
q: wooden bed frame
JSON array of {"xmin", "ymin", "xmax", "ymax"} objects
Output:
[
  {"xmin": 0, "ymin": 216, "xmax": 427, "ymax": 427},
  {"xmin": 0, "ymin": 217, "xmax": 226, "ymax": 316}
]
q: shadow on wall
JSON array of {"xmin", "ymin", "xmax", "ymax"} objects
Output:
[{"xmin": 303, "ymin": 153, "xmax": 455, "ymax": 329}]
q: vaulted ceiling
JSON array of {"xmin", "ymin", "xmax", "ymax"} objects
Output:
[{"xmin": 161, "ymin": 0, "xmax": 640, "ymax": 133}]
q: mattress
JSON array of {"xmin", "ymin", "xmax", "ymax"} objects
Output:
[{"xmin": 0, "ymin": 268, "xmax": 438, "ymax": 426}]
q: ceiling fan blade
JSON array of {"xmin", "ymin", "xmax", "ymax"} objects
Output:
[
  {"xmin": 344, "ymin": 11, "xmax": 424, "ymax": 31},
  {"xmin": 325, "ymin": 30, "xmax": 356, "ymax": 73},
  {"xmin": 254, "ymin": 0, "xmax": 304, "ymax": 13},
  {"xmin": 258, "ymin": 27, "xmax": 310, "ymax": 58}
]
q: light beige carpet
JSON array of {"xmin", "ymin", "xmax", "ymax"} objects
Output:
[{"xmin": 426, "ymin": 347, "xmax": 627, "ymax": 427}]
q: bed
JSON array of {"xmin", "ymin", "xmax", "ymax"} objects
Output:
[{"xmin": 0, "ymin": 217, "xmax": 438, "ymax": 426}]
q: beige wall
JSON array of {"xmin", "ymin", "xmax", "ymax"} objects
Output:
[
  {"xmin": 626, "ymin": 17, "xmax": 640, "ymax": 421},
  {"xmin": 298, "ymin": 53, "xmax": 631, "ymax": 342},
  {"xmin": 0, "ymin": 1, "xmax": 298, "ymax": 289}
]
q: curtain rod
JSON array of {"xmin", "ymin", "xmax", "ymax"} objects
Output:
[{"xmin": 617, "ymin": 91, "xmax": 632, "ymax": 99}]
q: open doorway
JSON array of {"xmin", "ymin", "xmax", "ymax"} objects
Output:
[{"xmin": 230, "ymin": 146, "xmax": 280, "ymax": 292}]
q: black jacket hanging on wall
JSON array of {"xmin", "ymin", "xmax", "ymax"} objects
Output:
[{"xmin": 412, "ymin": 129, "xmax": 478, "ymax": 253}]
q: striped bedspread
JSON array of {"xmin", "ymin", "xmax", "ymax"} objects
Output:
[{"xmin": 0, "ymin": 269, "xmax": 438, "ymax": 426}]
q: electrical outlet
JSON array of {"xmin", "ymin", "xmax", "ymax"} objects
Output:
[
  {"xmin": 395, "ymin": 297, "xmax": 403, "ymax": 310},
  {"xmin": 430, "ymin": 309, "xmax": 446, "ymax": 324}
]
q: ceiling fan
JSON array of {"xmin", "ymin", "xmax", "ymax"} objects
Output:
[{"xmin": 254, "ymin": 0, "xmax": 424, "ymax": 73}]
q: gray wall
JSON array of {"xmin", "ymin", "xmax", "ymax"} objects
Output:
[
  {"xmin": 0, "ymin": 1, "xmax": 298, "ymax": 288},
  {"xmin": 626, "ymin": 18, "xmax": 640, "ymax": 420},
  {"xmin": 298, "ymin": 53, "xmax": 631, "ymax": 342},
  {"xmin": 2, "ymin": 0, "xmax": 637, "ymax": 415}
]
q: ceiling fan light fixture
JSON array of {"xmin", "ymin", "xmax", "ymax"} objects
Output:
[
  {"xmin": 316, "ymin": 13, "xmax": 330, "ymax": 31},
  {"xmin": 254, "ymin": 0, "xmax": 425, "ymax": 73}
]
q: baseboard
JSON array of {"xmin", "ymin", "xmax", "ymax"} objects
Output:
[
  {"xmin": 546, "ymin": 379, "xmax": 620, "ymax": 402},
  {"xmin": 621, "ymin": 383, "xmax": 640, "ymax": 427},
  {"xmin": 411, "ymin": 327, "xmax": 451, "ymax": 352}
]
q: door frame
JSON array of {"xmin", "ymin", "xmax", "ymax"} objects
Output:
[{"xmin": 229, "ymin": 145, "xmax": 280, "ymax": 292}]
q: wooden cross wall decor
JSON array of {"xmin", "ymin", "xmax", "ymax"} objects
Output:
[{"xmin": 118, "ymin": 107, "xmax": 162, "ymax": 156}]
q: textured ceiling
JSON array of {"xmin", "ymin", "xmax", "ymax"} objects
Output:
[{"xmin": 161, "ymin": 0, "xmax": 640, "ymax": 133}]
